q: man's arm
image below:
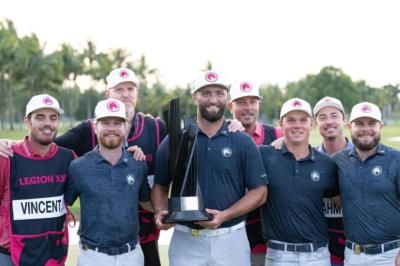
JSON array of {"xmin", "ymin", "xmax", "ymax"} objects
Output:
[
  {"xmin": 65, "ymin": 165, "xmax": 79, "ymax": 206},
  {"xmin": 197, "ymin": 185, "xmax": 267, "ymax": 229},
  {"xmin": 139, "ymin": 201, "xmax": 154, "ymax": 212},
  {"xmin": 0, "ymin": 157, "xmax": 10, "ymax": 201},
  {"xmin": 151, "ymin": 183, "xmax": 173, "ymax": 230},
  {"xmin": 55, "ymin": 120, "xmax": 93, "ymax": 157},
  {"xmin": 198, "ymin": 134, "xmax": 268, "ymax": 229}
]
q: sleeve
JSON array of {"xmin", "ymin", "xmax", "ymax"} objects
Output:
[
  {"xmin": 0, "ymin": 158, "xmax": 10, "ymax": 201},
  {"xmin": 154, "ymin": 136, "xmax": 171, "ymax": 186},
  {"xmin": 156, "ymin": 119, "xmax": 168, "ymax": 145},
  {"xmin": 324, "ymin": 161, "xmax": 340, "ymax": 198},
  {"xmin": 139, "ymin": 163, "xmax": 151, "ymax": 202},
  {"xmin": 240, "ymin": 134, "xmax": 268, "ymax": 189},
  {"xmin": 65, "ymin": 163, "xmax": 80, "ymax": 206},
  {"xmin": 55, "ymin": 120, "xmax": 94, "ymax": 157},
  {"xmin": 259, "ymin": 145, "xmax": 270, "ymax": 173}
]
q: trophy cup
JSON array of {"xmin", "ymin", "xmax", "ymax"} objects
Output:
[{"xmin": 163, "ymin": 98, "xmax": 211, "ymax": 223}]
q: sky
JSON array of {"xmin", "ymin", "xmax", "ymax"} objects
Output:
[{"xmin": 2, "ymin": 0, "xmax": 400, "ymax": 89}]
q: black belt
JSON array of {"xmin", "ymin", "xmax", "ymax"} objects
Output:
[
  {"xmin": 267, "ymin": 241, "xmax": 327, "ymax": 253},
  {"xmin": 346, "ymin": 240, "xmax": 400, "ymax": 255},
  {"xmin": 81, "ymin": 239, "xmax": 137, "ymax": 256}
]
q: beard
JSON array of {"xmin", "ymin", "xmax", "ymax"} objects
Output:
[
  {"xmin": 98, "ymin": 133, "xmax": 124, "ymax": 149},
  {"xmin": 352, "ymin": 134, "xmax": 380, "ymax": 151},
  {"xmin": 32, "ymin": 126, "xmax": 57, "ymax": 145},
  {"xmin": 199, "ymin": 103, "xmax": 225, "ymax": 122}
]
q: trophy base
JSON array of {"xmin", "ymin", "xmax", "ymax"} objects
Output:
[
  {"xmin": 164, "ymin": 210, "xmax": 211, "ymax": 223},
  {"xmin": 164, "ymin": 196, "xmax": 212, "ymax": 223}
]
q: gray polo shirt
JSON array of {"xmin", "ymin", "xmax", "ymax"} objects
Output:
[
  {"xmin": 65, "ymin": 147, "xmax": 150, "ymax": 247},
  {"xmin": 333, "ymin": 143, "xmax": 400, "ymax": 244},
  {"xmin": 260, "ymin": 144, "xmax": 338, "ymax": 243}
]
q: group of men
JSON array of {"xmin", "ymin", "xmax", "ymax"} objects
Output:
[
  {"xmin": 0, "ymin": 67, "xmax": 399, "ymax": 266},
  {"xmin": 0, "ymin": 68, "xmax": 164, "ymax": 266}
]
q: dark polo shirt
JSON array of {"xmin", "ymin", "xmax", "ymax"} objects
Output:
[
  {"xmin": 333, "ymin": 143, "xmax": 400, "ymax": 244},
  {"xmin": 65, "ymin": 147, "xmax": 150, "ymax": 248},
  {"xmin": 154, "ymin": 121, "xmax": 268, "ymax": 228},
  {"xmin": 260, "ymin": 144, "xmax": 338, "ymax": 243}
]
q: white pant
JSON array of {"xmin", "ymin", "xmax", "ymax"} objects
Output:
[
  {"xmin": 265, "ymin": 246, "xmax": 330, "ymax": 266},
  {"xmin": 344, "ymin": 247, "xmax": 400, "ymax": 266},
  {"xmin": 169, "ymin": 226, "xmax": 250, "ymax": 266},
  {"xmin": 78, "ymin": 244, "xmax": 144, "ymax": 266}
]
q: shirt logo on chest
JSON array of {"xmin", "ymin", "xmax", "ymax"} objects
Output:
[
  {"xmin": 221, "ymin": 147, "xmax": 232, "ymax": 158},
  {"xmin": 310, "ymin": 171, "xmax": 320, "ymax": 182},
  {"xmin": 371, "ymin": 166, "xmax": 382, "ymax": 176},
  {"xmin": 126, "ymin": 174, "xmax": 136, "ymax": 185}
]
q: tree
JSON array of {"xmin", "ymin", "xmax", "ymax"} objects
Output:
[
  {"xmin": 285, "ymin": 66, "xmax": 363, "ymax": 113},
  {"xmin": 259, "ymin": 84, "xmax": 284, "ymax": 122},
  {"xmin": 75, "ymin": 88, "xmax": 102, "ymax": 120},
  {"xmin": 0, "ymin": 19, "xmax": 20, "ymax": 129}
]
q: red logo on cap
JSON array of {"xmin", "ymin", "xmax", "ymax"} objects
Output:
[
  {"xmin": 43, "ymin": 96, "xmax": 53, "ymax": 106},
  {"xmin": 119, "ymin": 70, "xmax": 129, "ymax": 78},
  {"xmin": 292, "ymin": 100, "xmax": 302, "ymax": 107},
  {"xmin": 323, "ymin": 97, "xmax": 332, "ymax": 102},
  {"xmin": 240, "ymin": 82, "xmax": 252, "ymax": 92},
  {"xmin": 205, "ymin": 71, "xmax": 218, "ymax": 82},
  {"xmin": 361, "ymin": 104, "xmax": 372, "ymax": 113},
  {"xmin": 107, "ymin": 101, "xmax": 120, "ymax": 112}
]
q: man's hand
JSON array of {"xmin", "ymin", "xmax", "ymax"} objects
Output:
[
  {"xmin": 227, "ymin": 119, "xmax": 244, "ymax": 132},
  {"xmin": 195, "ymin": 208, "xmax": 226, "ymax": 229},
  {"xmin": 0, "ymin": 140, "xmax": 15, "ymax": 158},
  {"xmin": 154, "ymin": 209, "xmax": 174, "ymax": 230},
  {"xmin": 138, "ymin": 112, "xmax": 155, "ymax": 119},
  {"xmin": 270, "ymin": 137, "xmax": 284, "ymax": 150},
  {"xmin": 126, "ymin": 145, "xmax": 145, "ymax": 161},
  {"xmin": 395, "ymin": 251, "xmax": 400, "ymax": 266}
]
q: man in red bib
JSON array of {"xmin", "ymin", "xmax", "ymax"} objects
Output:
[{"xmin": 0, "ymin": 94, "xmax": 75, "ymax": 266}]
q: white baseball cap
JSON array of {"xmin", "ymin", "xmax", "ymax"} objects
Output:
[
  {"xmin": 280, "ymin": 98, "xmax": 312, "ymax": 119},
  {"xmin": 229, "ymin": 81, "xmax": 263, "ymax": 102},
  {"xmin": 349, "ymin": 102, "xmax": 381, "ymax": 122},
  {"xmin": 313, "ymin": 96, "xmax": 345, "ymax": 117},
  {"xmin": 106, "ymin": 68, "xmax": 139, "ymax": 89},
  {"xmin": 94, "ymin": 99, "xmax": 127, "ymax": 121},
  {"xmin": 192, "ymin": 70, "xmax": 229, "ymax": 93},
  {"xmin": 25, "ymin": 94, "xmax": 64, "ymax": 117}
]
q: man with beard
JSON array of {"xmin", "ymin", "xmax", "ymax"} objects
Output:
[
  {"xmin": 0, "ymin": 67, "xmax": 165, "ymax": 266},
  {"xmin": 260, "ymin": 98, "xmax": 339, "ymax": 266},
  {"xmin": 151, "ymin": 70, "xmax": 268, "ymax": 266},
  {"xmin": 65, "ymin": 99, "xmax": 151, "ymax": 266},
  {"xmin": 313, "ymin": 96, "xmax": 353, "ymax": 266},
  {"xmin": 0, "ymin": 94, "xmax": 74, "ymax": 266},
  {"xmin": 333, "ymin": 102, "xmax": 400, "ymax": 266},
  {"xmin": 227, "ymin": 81, "xmax": 282, "ymax": 266}
]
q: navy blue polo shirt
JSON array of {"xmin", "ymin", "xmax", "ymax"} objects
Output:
[
  {"xmin": 259, "ymin": 144, "xmax": 338, "ymax": 243},
  {"xmin": 154, "ymin": 121, "xmax": 267, "ymax": 228},
  {"xmin": 333, "ymin": 143, "xmax": 400, "ymax": 244},
  {"xmin": 65, "ymin": 147, "xmax": 150, "ymax": 247}
]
